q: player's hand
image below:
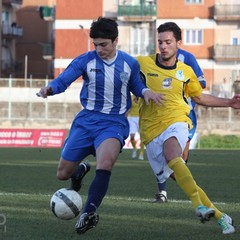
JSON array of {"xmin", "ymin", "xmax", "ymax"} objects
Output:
[
  {"xmin": 231, "ymin": 94, "xmax": 240, "ymax": 109},
  {"xmin": 133, "ymin": 96, "xmax": 139, "ymax": 104},
  {"xmin": 36, "ymin": 86, "xmax": 53, "ymax": 98},
  {"xmin": 143, "ymin": 89, "xmax": 165, "ymax": 106}
]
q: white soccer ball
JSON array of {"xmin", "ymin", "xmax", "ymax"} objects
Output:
[{"xmin": 50, "ymin": 188, "xmax": 83, "ymax": 220}]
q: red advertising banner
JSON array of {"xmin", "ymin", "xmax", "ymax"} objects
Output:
[{"xmin": 0, "ymin": 129, "xmax": 67, "ymax": 148}]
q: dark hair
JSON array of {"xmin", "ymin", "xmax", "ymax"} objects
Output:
[
  {"xmin": 90, "ymin": 17, "xmax": 118, "ymax": 42},
  {"xmin": 157, "ymin": 22, "xmax": 182, "ymax": 41}
]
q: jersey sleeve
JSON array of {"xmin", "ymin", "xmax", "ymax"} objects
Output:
[
  {"xmin": 186, "ymin": 71, "xmax": 203, "ymax": 97},
  {"xmin": 48, "ymin": 55, "xmax": 84, "ymax": 95},
  {"xmin": 128, "ymin": 59, "xmax": 145, "ymax": 98},
  {"xmin": 178, "ymin": 49, "xmax": 206, "ymax": 89}
]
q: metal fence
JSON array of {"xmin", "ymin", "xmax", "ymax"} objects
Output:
[
  {"xmin": 1, "ymin": 77, "xmax": 240, "ymax": 133},
  {"xmin": 0, "ymin": 77, "xmax": 82, "ymax": 128}
]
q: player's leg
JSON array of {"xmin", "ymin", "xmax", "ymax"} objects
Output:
[
  {"xmin": 82, "ymin": 138, "xmax": 120, "ymax": 212},
  {"xmin": 145, "ymin": 136, "xmax": 173, "ymax": 203},
  {"xmin": 56, "ymin": 118, "xmax": 93, "ymax": 192},
  {"xmin": 138, "ymin": 141, "xmax": 145, "ymax": 160},
  {"xmin": 130, "ymin": 133, "xmax": 137, "ymax": 158},
  {"xmin": 70, "ymin": 162, "xmax": 91, "ymax": 191},
  {"xmin": 75, "ymin": 138, "xmax": 121, "ymax": 234},
  {"xmin": 184, "ymin": 107, "xmax": 197, "ymax": 163},
  {"xmin": 57, "ymin": 158, "xmax": 80, "ymax": 180},
  {"xmin": 129, "ymin": 117, "xmax": 138, "ymax": 158},
  {"xmin": 182, "ymin": 140, "xmax": 190, "ymax": 162},
  {"xmin": 197, "ymin": 186, "xmax": 235, "ymax": 234},
  {"xmin": 57, "ymin": 158, "xmax": 91, "ymax": 192},
  {"xmin": 147, "ymin": 128, "xmax": 210, "ymax": 212},
  {"xmin": 167, "ymin": 151, "xmax": 215, "ymax": 222},
  {"xmin": 153, "ymin": 140, "xmax": 189, "ymax": 202},
  {"xmin": 153, "ymin": 135, "xmax": 191, "ymax": 202},
  {"xmin": 164, "ymin": 123, "xmax": 215, "ymax": 222},
  {"xmin": 75, "ymin": 116, "xmax": 128, "ymax": 234},
  {"xmin": 153, "ymin": 179, "xmax": 167, "ymax": 203}
]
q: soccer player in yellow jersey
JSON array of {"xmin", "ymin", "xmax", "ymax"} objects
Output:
[
  {"xmin": 127, "ymin": 95, "xmax": 145, "ymax": 160},
  {"xmin": 137, "ymin": 22, "xmax": 240, "ymax": 234}
]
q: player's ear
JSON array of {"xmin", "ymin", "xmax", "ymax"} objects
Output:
[
  {"xmin": 113, "ymin": 37, "xmax": 118, "ymax": 45},
  {"xmin": 177, "ymin": 40, "xmax": 182, "ymax": 48}
]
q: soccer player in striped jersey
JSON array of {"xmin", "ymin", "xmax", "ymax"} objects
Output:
[
  {"xmin": 37, "ymin": 17, "xmax": 163, "ymax": 235},
  {"xmin": 137, "ymin": 21, "xmax": 239, "ymax": 234},
  {"xmin": 153, "ymin": 48, "xmax": 206, "ymax": 203}
]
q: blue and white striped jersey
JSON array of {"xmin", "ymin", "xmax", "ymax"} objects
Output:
[
  {"xmin": 177, "ymin": 48, "xmax": 206, "ymax": 139},
  {"xmin": 177, "ymin": 49, "xmax": 206, "ymax": 88},
  {"xmin": 49, "ymin": 50, "xmax": 146, "ymax": 115}
]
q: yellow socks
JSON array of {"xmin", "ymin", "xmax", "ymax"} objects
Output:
[
  {"xmin": 139, "ymin": 142, "xmax": 145, "ymax": 155},
  {"xmin": 197, "ymin": 186, "xmax": 223, "ymax": 220},
  {"xmin": 168, "ymin": 157, "xmax": 202, "ymax": 208},
  {"xmin": 168, "ymin": 157, "xmax": 223, "ymax": 219}
]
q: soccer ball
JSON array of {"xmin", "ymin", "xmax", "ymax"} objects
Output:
[{"xmin": 50, "ymin": 188, "xmax": 83, "ymax": 220}]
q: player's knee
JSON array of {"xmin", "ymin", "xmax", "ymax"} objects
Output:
[
  {"xmin": 56, "ymin": 167, "xmax": 71, "ymax": 180},
  {"xmin": 57, "ymin": 158, "xmax": 77, "ymax": 180},
  {"xmin": 96, "ymin": 159, "xmax": 114, "ymax": 171}
]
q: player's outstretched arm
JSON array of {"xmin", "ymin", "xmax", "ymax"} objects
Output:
[
  {"xmin": 36, "ymin": 86, "xmax": 53, "ymax": 98},
  {"xmin": 143, "ymin": 89, "xmax": 165, "ymax": 106},
  {"xmin": 193, "ymin": 93, "xmax": 240, "ymax": 109}
]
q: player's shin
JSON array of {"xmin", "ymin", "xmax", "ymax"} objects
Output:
[{"xmin": 167, "ymin": 157, "xmax": 202, "ymax": 208}]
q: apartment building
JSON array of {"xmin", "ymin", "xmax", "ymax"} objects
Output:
[
  {"xmin": 213, "ymin": 0, "xmax": 240, "ymax": 94},
  {"xmin": 15, "ymin": 0, "xmax": 55, "ymax": 79},
  {"xmin": 52, "ymin": 0, "xmax": 240, "ymax": 93},
  {"xmin": 1, "ymin": 0, "xmax": 240, "ymax": 93},
  {"xmin": 163, "ymin": 0, "xmax": 240, "ymax": 94},
  {"xmin": 0, "ymin": 0, "xmax": 55, "ymax": 78},
  {"xmin": 53, "ymin": 0, "xmax": 156, "ymax": 77},
  {"xmin": 1, "ymin": 0, "xmax": 23, "ymax": 78}
]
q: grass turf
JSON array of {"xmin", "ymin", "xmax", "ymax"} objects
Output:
[{"xmin": 0, "ymin": 148, "xmax": 239, "ymax": 240}]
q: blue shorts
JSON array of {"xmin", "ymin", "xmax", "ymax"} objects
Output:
[
  {"xmin": 61, "ymin": 109, "xmax": 129, "ymax": 162},
  {"xmin": 188, "ymin": 109, "xmax": 197, "ymax": 140}
]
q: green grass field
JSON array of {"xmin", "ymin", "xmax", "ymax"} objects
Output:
[{"xmin": 0, "ymin": 148, "xmax": 239, "ymax": 240}]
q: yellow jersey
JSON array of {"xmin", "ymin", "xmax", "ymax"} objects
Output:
[{"xmin": 137, "ymin": 54, "xmax": 203, "ymax": 144}]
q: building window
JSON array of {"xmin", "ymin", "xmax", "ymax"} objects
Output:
[
  {"xmin": 232, "ymin": 38, "xmax": 238, "ymax": 46},
  {"xmin": 185, "ymin": 0, "xmax": 203, "ymax": 4},
  {"xmin": 185, "ymin": 29, "xmax": 203, "ymax": 45},
  {"xmin": 2, "ymin": 11, "xmax": 10, "ymax": 23}
]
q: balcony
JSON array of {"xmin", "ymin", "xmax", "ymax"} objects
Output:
[
  {"xmin": 1, "ymin": 60, "xmax": 21, "ymax": 77},
  {"xmin": 214, "ymin": 45, "xmax": 240, "ymax": 62},
  {"xmin": 39, "ymin": 6, "xmax": 55, "ymax": 21},
  {"xmin": 2, "ymin": 24, "xmax": 23, "ymax": 38},
  {"xmin": 118, "ymin": 4, "xmax": 156, "ymax": 22},
  {"xmin": 2, "ymin": 0, "xmax": 22, "ymax": 6},
  {"xmin": 214, "ymin": 4, "xmax": 240, "ymax": 21}
]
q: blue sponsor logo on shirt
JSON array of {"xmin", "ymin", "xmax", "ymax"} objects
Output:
[{"xmin": 162, "ymin": 78, "xmax": 172, "ymax": 88}]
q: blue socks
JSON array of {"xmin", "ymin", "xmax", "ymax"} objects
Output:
[
  {"xmin": 157, "ymin": 177, "xmax": 167, "ymax": 192},
  {"xmin": 83, "ymin": 169, "xmax": 111, "ymax": 213}
]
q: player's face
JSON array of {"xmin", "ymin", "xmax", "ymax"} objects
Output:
[
  {"xmin": 157, "ymin": 31, "xmax": 181, "ymax": 65},
  {"xmin": 93, "ymin": 37, "xmax": 118, "ymax": 60}
]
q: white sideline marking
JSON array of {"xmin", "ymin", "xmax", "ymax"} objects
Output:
[
  {"xmin": 105, "ymin": 196, "xmax": 228, "ymax": 205},
  {"xmin": 0, "ymin": 192, "xmax": 51, "ymax": 197},
  {"xmin": 0, "ymin": 192, "xmax": 231, "ymax": 205}
]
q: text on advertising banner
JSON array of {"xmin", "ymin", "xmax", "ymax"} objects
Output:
[{"xmin": 0, "ymin": 129, "xmax": 67, "ymax": 148}]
